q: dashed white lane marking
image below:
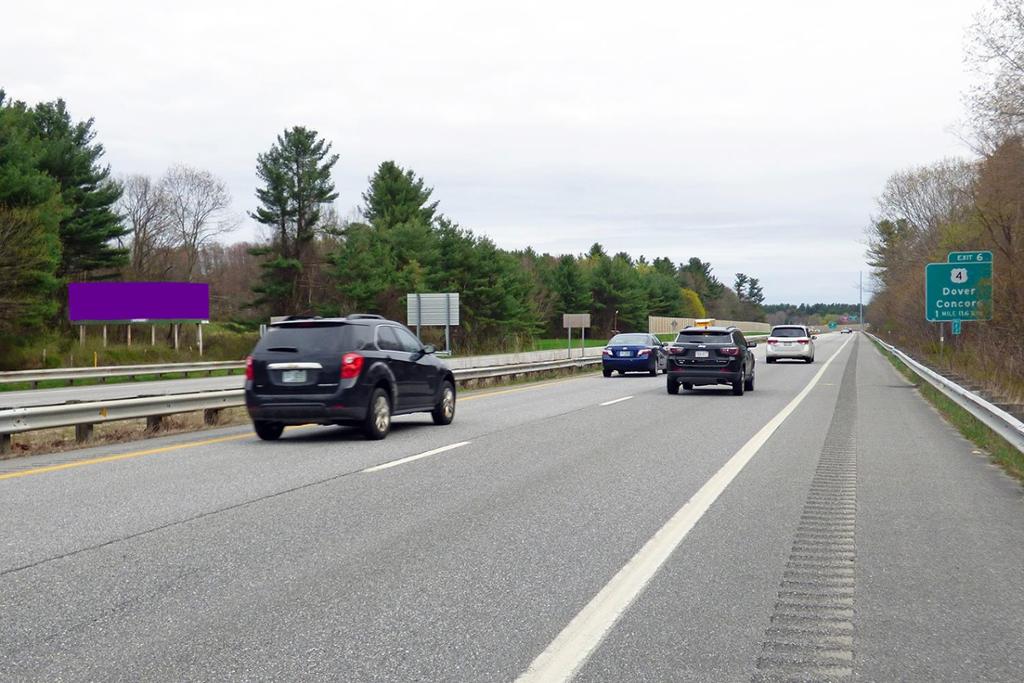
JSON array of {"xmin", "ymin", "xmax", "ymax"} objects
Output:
[
  {"xmin": 599, "ymin": 396, "xmax": 634, "ymax": 407},
  {"xmin": 515, "ymin": 335, "xmax": 854, "ymax": 683},
  {"xmin": 360, "ymin": 441, "xmax": 472, "ymax": 473}
]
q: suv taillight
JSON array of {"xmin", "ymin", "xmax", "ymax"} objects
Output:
[
  {"xmin": 767, "ymin": 338, "xmax": 779, "ymax": 344},
  {"xmin": 719, "ymin": 347, "xmax": 741, "ymax": 357},
  {"xmin": 341, "ymin": 352, "xmax": 364, "ymax": 379},
  {"xmin": 245, "ymin": 355, "xmax": 254, "ymax": 380},
  {"xmin": 797, "ymin": 339, "xmax": 810, "ymax": 345}
]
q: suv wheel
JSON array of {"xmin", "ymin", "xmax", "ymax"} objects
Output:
[
  {"xmin": 603, "ymin": 367, "xmax": 612, "ymax": 378},
  {"xmin": 744, "ymin": 367, "xmax": 755, "ymax": 391},
  {"xmin": 732, "ymin": 370, "xmax": 746, "ymax": 396},
  {"xmin": 432, "ymin": 380, "xmax": 456, "ymax": 425},
  {"xmin": 254, "ymin": 420, "xmax": 284, "ymax": 441},
  {"xmin": 667, "ymin": 377, "xmax": 680, "ymax": 394},
  {"xmin": 363, "ymin": 387, "xmax": 392, "ymax": 440}
]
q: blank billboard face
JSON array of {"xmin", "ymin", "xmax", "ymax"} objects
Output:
[{"xmin": 68, "ymin": 282, "xmax": 210, "ymax": 322}]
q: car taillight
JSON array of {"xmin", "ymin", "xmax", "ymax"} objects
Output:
[
  {"xmin": 602, "ymin": 347, "xmax": 612, "ymax": 355},
  {"xmin": 666, "ymin": 346, "xmax": 680, "ymax": 355},
  {"xmin": 245, "ymin": 355, "xmax": 254, "ymax": 380},
  {"xmin": 719, "ymin": 347, "xmax": 741, "ymax": 357},
  {"xmin": 767, "ymin": 338, "xmax": 779, "ymax": 344},
  {"xmin": 638, "ymin": 348, "xmax": 651, "ymax": 356},
  {"xmin": 341, "ymin": 352, "xmax": 364, "ymax": 379},
  {"xmin": 797, "ymin": 339, "xmax": 810, "ymax": 344}
]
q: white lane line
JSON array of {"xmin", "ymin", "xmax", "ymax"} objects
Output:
[
  {"xmin": 360, "ymin": 441, "xmax": 472, "ymax": 473},
  {"xmin": 599, "ymin": 396, "xmax": 633, "ymax": 407},
  {"xmin": 516, "ymin": 335, "xmax": 854, "ymax": 683}
]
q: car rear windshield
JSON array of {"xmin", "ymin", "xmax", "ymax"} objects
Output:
[
  {"xmin": 255, "ymin": 323, "xmax": 359, "ymax": 354},
  {"xmin": 676, "ymin": 331, "xmax": 733, "ymax": 343},
  {"xmin": 771, "ymin": 327, "xmax": 807, "ymax": 338},
  {"xmin": 608, "ymin": 334, "xmax": 650, "ymax": 345}
]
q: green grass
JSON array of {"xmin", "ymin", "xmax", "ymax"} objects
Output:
[{"xmin": 870, "ymin": 337, "xmax": 1024, "ymax": 483}]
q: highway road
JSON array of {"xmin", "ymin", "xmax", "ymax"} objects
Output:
[{"xmin": 2, "ymin": 333, "xmax": 1023, "ymax": 681}]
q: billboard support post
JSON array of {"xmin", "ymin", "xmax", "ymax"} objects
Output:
[
  {"xmin": 102, "ymin": 326, "xmax": 107, "ymax": 348},
  {"xmin": 79, "ymin": 325, "xmax": 85, "ymax": 347},
  {"xmin": 197, "ymin": 323, "xmax": 203, "ymax": 357},
  {"xmin": 127, "ymin": 325, "xmax": 131, "ymax": 347},
  {"xmin": 173, "ymin": 324, "xmax": 179, "ymax": 351},
  {"xmin": 151, "ymin": 325, "xmax": 156, "ymax": 347}
]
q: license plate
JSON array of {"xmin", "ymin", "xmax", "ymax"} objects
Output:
[
  {"xmin": 618, "ymin": 351, "xmax": 631, "ymax": 357},
  {"xmin": 281, "ymin": 370, "xmax": 307, "ymax": 383},
  {"xmin": 695, "ymin": 350, "xmax": 709, "ymax": 358},
  {"xmin": 784, "ymin": 342, "xmax": 793, "ymax": 347}
]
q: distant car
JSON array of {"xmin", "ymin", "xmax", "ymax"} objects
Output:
[
  {"xmin": 245, "ymin": 314, "xmax": 456, "ymax": 441},
  {"xmin": 841, "ymin": 327, "xmax": 853, "ymax": 334},
  {"xmin": 664, "ymin": 326, "xmax": 756, "ymax": 395},
  {"xmin": 766, "ymin": 325, "xmax": 816, "ymax": 363},
  {"xmin": 602, "ymin": 333, "xmax": 666, "ymax": 377}
]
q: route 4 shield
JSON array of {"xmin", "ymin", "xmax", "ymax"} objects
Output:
[{"xmin": 925, "ymin": 262, "xmax": 993, "ymax": 322}]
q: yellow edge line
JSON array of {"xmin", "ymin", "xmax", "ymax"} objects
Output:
[
  {"xmin": 1, "ymin": 374, "xmax": 595, "ymax": 481},
  {"xmin": 0, "ymin": 433, "xmax": 252, "ymax": 481}
]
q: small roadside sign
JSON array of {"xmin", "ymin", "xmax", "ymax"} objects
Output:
[
  {"xmin": 952, "ymin": 320, "xmax": 962, "ymax": 335},
  {"xmin": 947, "ymin": 250, "xmax": 993, "ymax": 263},
  {"xmin": 925, "ymin": 262, "xmax": 993, "ymax": 322},
  {"xmin": 828, "ymin": 321, "xmax": 837, "ymax": 329}
]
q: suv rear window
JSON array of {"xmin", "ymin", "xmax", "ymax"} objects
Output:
[
  {"xmin": 255, "ymin": 323, "xmax": 359, "ymax": 354},
  {"xmin": 771, "ymin": 327, "xmax": 807, "ymax": 338},
  {"xmin": 676, "ymin": 330, "xmax": 733, "ymax": 343}
]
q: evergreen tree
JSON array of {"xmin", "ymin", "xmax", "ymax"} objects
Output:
[
  {"xmin": 250, "ymin": 126, "xmax": 339, "ymax": 312},
  {"xmin": 362, "ymin": 160, "xmax": 438, "ymax": 229},
  {"xmin": 0, "ymin": 91, "xmax": 63, "ymax": 360},
  {"xmin": 30, "ymin": 98, "xmax": 126, "ymax": 282}
]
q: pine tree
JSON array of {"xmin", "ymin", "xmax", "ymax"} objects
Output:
[
  {"xmin": 30, "ymin": 99, "xmax": 126, "ymax": 282},
  {"xmin": 0, "ymin": 91, "xmax": 63, "ymax": 361},
  {"xmin": 362, "ymin": 161, "xmax": 438, "ymax": 229},
  {"xmin": 250, "ymin": 126, "xmax": 339, "ymax": 312}
]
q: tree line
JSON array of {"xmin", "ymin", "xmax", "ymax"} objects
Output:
[
  {"xmin": 866, "ymin": 0, "xmax": 1024, "ymax": 397},
  {"xmin": 0, "ymin": 89, "xmax": 770, "ymax": 364}
]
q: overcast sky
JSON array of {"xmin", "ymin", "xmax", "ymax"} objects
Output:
[{"xmin": 4, "ymin": 0, "xmax": 989, "ymax": 303}]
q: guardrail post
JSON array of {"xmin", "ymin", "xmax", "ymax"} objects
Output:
[
  {"xmin": 0, "ymin": 433, "xmax": 11, "ymax": 455},
  {"xmin": 75, "ymin": 423, "xmax": 93, "ymax": 443},
  {"xmin": 203, "ymin": 408, "xmax": 221, "ymax": 426},
  {"xmin": 146, "ymin": 416, "xmax": 163, "ymax": 432}
]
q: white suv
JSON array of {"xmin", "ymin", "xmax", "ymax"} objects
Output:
[{"xmin": 766, "ymin": 325, "xmax": 816, "ymax": 363}]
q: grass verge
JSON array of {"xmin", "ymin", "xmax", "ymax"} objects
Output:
[{"xmin": 870, "ymin": 337, "xmax": 1024, "ymax": 483}]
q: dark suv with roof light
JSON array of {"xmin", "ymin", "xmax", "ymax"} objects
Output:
[
  {"xmin": 244, "ymin": 315, "xmax": 456, "ymax": 441},
  {"xmin": 664, "ymin": 326, "xmax": 757, "ymax": 396}
]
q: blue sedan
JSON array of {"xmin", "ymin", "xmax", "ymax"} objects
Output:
[{"xmin": 602, "ymin": 333, "xmax": 667, "ymax": 377}]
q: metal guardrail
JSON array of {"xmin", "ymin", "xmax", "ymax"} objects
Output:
[
  {"xmin": 0, "ymin": 361, "xmax": 244, "ymax": 387},
  {"xmin": 867, "ymin": 333, "xmax": 1024, "ymax": 454},
  {"xmin": 0, "ymin": 356, "xmax": 601, "ymax": 452}
]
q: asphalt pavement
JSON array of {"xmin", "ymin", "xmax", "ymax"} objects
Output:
[{"xmin": 2, "ymin": 333, "xmax": 1022, "ymax": 681}]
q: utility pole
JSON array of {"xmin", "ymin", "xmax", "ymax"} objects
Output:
[{"xmin": 859, "ymin": 271, "xmax": 863, "ymax": 330}]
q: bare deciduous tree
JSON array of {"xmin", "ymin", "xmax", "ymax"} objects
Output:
[
  {"xmin": 967, "ymin": 0, "xmax": 1024, "ymax": 142},
  {"xmin": 159, "ymin": 165, "xmax": 238, "ymax": 280},
  {"xmin": 118, "ymin": 174, "xmax": 176, "ymax": 279}
]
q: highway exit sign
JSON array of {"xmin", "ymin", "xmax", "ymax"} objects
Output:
[
  {"xmin": 925, "ymin": 262, "xmax": 993, "ymax": 322},
  {"xmin": 947, "ymin": 250, "xmax": 993, "ymax": 263}
]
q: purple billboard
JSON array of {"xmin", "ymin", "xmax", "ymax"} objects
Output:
[{"xmin": 68, "ymin": 282, "xmax": 210, "ymax": 322}]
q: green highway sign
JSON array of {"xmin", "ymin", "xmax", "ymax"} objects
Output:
[
  {"xmin": 948, "ymin": 250, "xmax": 993, "ymax": 263},
  {"xmin": 828, "ymin": 321, "xmax": 837, "ymax": 329},
  {"xmin": 925, "ymin": 262, "xmax": 993, "ymax": 322}
]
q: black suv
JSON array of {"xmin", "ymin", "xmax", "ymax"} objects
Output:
[
  {"xmin": 244, "ymin": 315, "xmax": 456, "ymax": 440},
  {"xmin": 664, "ymin": 326, "xmax": 757, "ymax": 396}
]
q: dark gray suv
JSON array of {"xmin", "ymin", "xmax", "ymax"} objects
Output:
[
  {"xmin": 664, "ymin": 326, "xmax": 757, "ymax": 396},
  {"xmin": 244, "ymin": 315, "xmax": 456, "ymax": 440}
]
